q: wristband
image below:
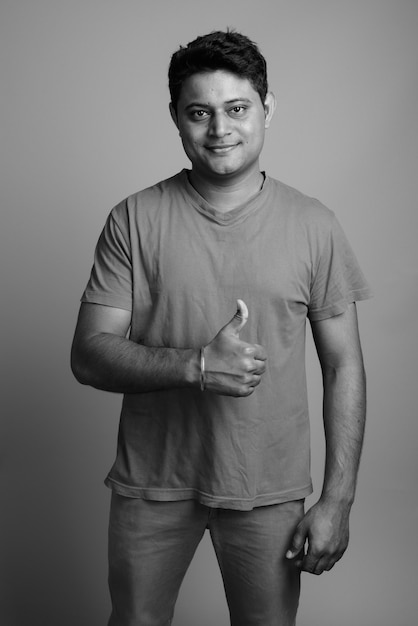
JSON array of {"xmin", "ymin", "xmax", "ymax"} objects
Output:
[{"xmin": 200, "ymin": 346, "xmax": 206, "ymax": 392}]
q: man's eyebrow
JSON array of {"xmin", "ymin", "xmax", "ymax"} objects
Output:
[
  {"xmin": 184, "ymin": 102, "xmax": 208, "ymax": 110},
  {"xmin": 225, "ymin": 98, "xmax": 253, "ymax": 105},
  {"xmin": 184, "ymin": 98, "xmax": 253, "ymax": 110}
]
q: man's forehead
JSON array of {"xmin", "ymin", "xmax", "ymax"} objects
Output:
[{"xmin": 178, "ymin": 70, "xmax": 260, "ymax": 105}]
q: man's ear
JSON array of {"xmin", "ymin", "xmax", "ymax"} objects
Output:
[
  {"xmin": 169, "ymin": 102, "xmax": 179, "ymax": 129},
  {"xmin": 263, "ymin": 92, "xmax": 276, "ymax": 129}
]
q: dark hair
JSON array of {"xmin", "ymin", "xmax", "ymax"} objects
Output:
[{"xmin": 168, "ymin": 30, "xmax": 268, "ymax": 111}]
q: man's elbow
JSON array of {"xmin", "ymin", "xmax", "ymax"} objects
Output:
[
  {"xmin": 323, "ymin": 360, "xmax": 365, "ymax": 383},
  {"xmin": 70, "ymin": 343, "xmax": 94, "ymax": 386}
]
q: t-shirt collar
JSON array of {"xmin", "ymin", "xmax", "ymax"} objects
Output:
[{"xmin": 180, "ymin": 169, "xmax": 269, "ymax": 225}]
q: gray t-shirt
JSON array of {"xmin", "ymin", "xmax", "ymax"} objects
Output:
[{"xmin": 82, "ymin": 170, "xmax": 371, "ymax": 510}]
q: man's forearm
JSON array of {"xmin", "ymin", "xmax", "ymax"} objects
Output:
[
  {"xmin": 71, "ymin": 333, "xmax": 199, "ymax": 393},
  {"xmin": 71, "ymin": 300, "xmax": 266, "ymax": 398},
  {"xmin": 320, "ymin": 362, "xmax": 366, "ymax": 506}
]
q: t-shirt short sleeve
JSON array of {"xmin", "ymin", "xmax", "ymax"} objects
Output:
[
  {"xmin": 81, "ymin": 208, "xmax": 133, "ymax": 311},
  {"xmin": 308, "ymin": 213, "xmax": 372, "ymax": 321}
]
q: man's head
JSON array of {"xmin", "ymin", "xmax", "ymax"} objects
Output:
[
  {"xmin": 168, "ymin": 30, "xmax": 275, "ymax": 183},
  {"xmin": 168, "ymin": 30, "xmax": 268, "ymax": 113}
]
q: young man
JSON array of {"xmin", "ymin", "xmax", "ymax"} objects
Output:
[{"xmin": 71, "ymin": 30, "xmax": 371, "ymax": 626}]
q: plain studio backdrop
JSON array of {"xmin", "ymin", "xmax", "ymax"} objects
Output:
[{"xmin": 1, "ymin": 1, "xmax": 417, "ymax": 625}]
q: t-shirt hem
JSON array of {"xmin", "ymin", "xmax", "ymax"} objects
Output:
[
  {"xmin": 81, "ymin": 290, "xmax": 132, "ymax": 311},
  {"xmin": 104, "ymin": 476, "xmax": 313, "ymax": 511},
  {"xmin": 308, "ymin": 287, "xmax": 373, "ymax": 321}
]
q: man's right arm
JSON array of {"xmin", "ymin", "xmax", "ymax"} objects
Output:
[
  {"xmin": 70, "ymin": 300, "xmax": 266, "ymax": 396},
  {"xmin": 71, "ymin": 302, "xmax": 199, "ymax": 393}
]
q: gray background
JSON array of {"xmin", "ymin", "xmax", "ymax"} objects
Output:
[{"xmin": 1, "ymin": 1, "xmax": 417, "ymax": 625}]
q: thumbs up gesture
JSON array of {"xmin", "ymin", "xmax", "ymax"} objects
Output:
[{"xmin": 203, "ymin": 300, "xmax": 267, "ymax": 397}]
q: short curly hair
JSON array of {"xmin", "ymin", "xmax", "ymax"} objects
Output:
[{"xmin": 168, "ymin": 30, "xmax": 268, "ymax": 111}]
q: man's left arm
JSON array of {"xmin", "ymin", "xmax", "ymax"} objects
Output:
[{"xmin": 286, "ymin": 302, "xmax": 366, "ymax": 575}]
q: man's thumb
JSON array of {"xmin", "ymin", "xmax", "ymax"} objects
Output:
[
  {"xmin": 225, "ymin": 299, "xmax": 249, "ymax": 335},
  {"xmin": 286, "ymin": 527, "xmax": 305, "ymax": 560}
]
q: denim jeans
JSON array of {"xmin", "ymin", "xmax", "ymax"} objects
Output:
[{"xmin": 108, "ymin": 494, "xmax": 304, "ymax": 626}]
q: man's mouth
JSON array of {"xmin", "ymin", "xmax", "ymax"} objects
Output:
[{"xmin": 206, "ymin": 144, "xmax": 237, "ymax": 154}]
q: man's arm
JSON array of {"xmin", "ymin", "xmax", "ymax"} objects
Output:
[
  {"xmin": 286, "ymin": 302, "xmax": 366, "ymax": 575},
  {"xmin": 70, "ymin": 300, "xmax": 266, "ymax": 396},
  {"xmin": 71, "ymin": 302, "xmax": 197, "ymax": 393}
]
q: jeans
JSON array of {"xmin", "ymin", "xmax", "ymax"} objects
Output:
[{"xmin": 108, "ymin": 494, "xmax": 304, "ymax": 626}]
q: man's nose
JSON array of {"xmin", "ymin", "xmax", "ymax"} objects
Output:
[{"xmin": 209, "ymin": 112, "xmax": 231, "ymax": 137}]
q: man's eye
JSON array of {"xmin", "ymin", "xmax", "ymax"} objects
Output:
[
  {"xmin": 230, "ymin": 106, "xmax": 246, "ymax": 115},
  {"xmin": 192, "ymin": 110, "xmax": 209, "ymax": 119}
]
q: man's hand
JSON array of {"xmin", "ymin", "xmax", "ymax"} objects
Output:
[
  {"xmin": 203, "ymin": 299, "xmax": 267, "ymax": 397},
  {"xmin": 285, "ymin": 499, "xmax": 350, "ymax": 575}
]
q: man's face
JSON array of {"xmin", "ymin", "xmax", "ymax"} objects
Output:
[{"xmin": 170, "ymin": 70, "xmax": 275, "ymax": 182}]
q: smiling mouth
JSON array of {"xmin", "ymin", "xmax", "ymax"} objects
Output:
[{"xmin": 206, "ymin": 144, "xmax": 237, "ymax": 153}]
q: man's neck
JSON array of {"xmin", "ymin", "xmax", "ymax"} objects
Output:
[{"xmin": 188, "ymin": 168, "xmax": 265, "ymax": 213}]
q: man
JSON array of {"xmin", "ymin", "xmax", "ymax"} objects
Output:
[{"xmin": 71, "ymin": 30, "xmax": 371, "ymax": 626}]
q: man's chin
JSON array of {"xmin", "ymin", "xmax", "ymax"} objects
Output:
[{"xmin": 202, "ymin": 161, "xmax": 244, "ymax": 179}]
